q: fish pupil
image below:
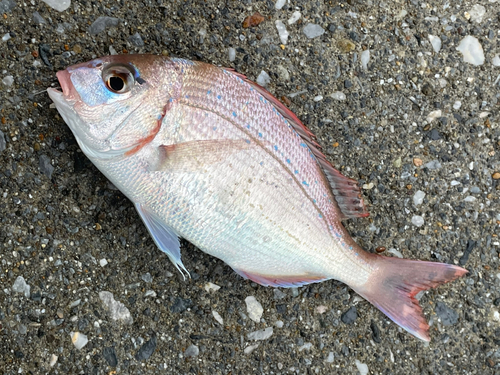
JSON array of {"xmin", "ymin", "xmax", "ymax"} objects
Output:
[{"xmin": 109, "ymin": 76, "xmax": 125, "ymax": 92}]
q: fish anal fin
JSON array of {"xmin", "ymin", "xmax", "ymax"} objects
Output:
[
  {"xmin": 135, "ymin": 203, "xmax": 190, "ymax": 279},
  {"xmin": 233, "ymin": 268, "xmax": 328, "ymax": 288},
  {"xmin": 152, "ymin": 139, "xmax": 251, "ymax": 172},
  {"xmin": 224, "ymin": 68, "xmax": 368, "ymax": 219}
]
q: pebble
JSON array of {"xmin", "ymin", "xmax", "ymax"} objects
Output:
[
  {"xmin": 428, "ymin": 35, "xmax": 441, "ymax": 53},
  {"xmin": 212, "ymin": 310, "xmax": 223, "ymax": 325},
  {"xmin": 275, "ymin": 0, "xmax": 286, "ymax": 10},
  {"xmin": 88, "ymin": 17, "xmax": 120, "ymax": 35},
  {"xmin": 0, "ymin": 130, "xmax": 6, "ymax": 152},
  {"xmin": 288, "ymin": 11, "xmax": 301, "ymax": 25},
  {"xmin": 468, "ymin": 4, "xmax": 486, "ymax": 23},
  {"xmin": 426, "ymin": 110, "xmax": 441, "ymax": 123},
  {"xmin": 326, "ymin": 352, "xmax": 334, "ymax": 363},
  {"xmin": 411, "ymin": 215, "xmax": 425, "ymax": 227},
  {"xmin": 39, "ymin": 154, "xmax": 54, "ymax": 179},
  {"xmin": 2, "ymin": 32, "xmax": 10, "ymax": 42},
  {"xmin": 370, "ymin": 320, "xmax": 381, "ymax": 343},
  {"xmin": 456, "ymin": 36, "xmax": 485, "ymax": 66},
  {"xmin": 42, "ymin": 0, "xmax": 70, "ymax": 12},
  {"xmin": 70, "ymin": 332, "xmax": 88, "ymax": 350},
  {"xmin": 204, "ymin": 282, "xmax": 221, "ymax": 292},
  {"xmin": 135, "ymin": 334, "xmax": 157, "ymax": 361},
  {"xmin": 464, "ymin": 196, "xmax": 476, "ymax": 202},
  {"xmin": 276, "ymin": 65, "xmax": 289, "ymax": 81},
  {"xmin": 492, "ymin": 172, "xmax": 500, "ymax": 180},
  {"xmin": 360, "ymin": 49, "xmax": 370, "ymax": 70},
  {"xmin": 244, "ymin": 344, "xmax": 259, "ymax": 354},
  {"xmin": 170, "ymin": 297, "xmax": 191, "ymax": 313},
  {"xmin": 424, "ymin": 160, "xmax": 442, "ymax": 170},
  {"xmin": 341, "ymin": 306, "xmax": 357, "ymax": 324},
  {"xmin": 2, "ymin": 75, "xmax": 13, "ymax": 86},
  {"xmin": 128, "ymin": 32, "xmax": 144, "ymax": 47},
  {"xmin": 141, "ymin": 272, "xmax": 153, "ymax": 283},
  {"xmin": 303, "ymin": 23, "xmax": 325, "ymax": 39},
  {"xmin": 0, "ymin": 0, "xmax": 15, "ymax": 13},
  {"xmin": 181, "ymin": 344, "xmax": 200, "ymax": 359},
  {"xmin": 242, "ymin": 12, "xmax": 264, "ymax": 28},
  {"xmin": 49, "ymin": 354, "xmax": 58, "ymax": 368},
  {"xmin": 388, "ymin": 248, "xmax": 403, "ymax": 258},
  {"xmin": 273, "ymin": 289, "xmax": 287, "ymax": 299},
  {"xmin": 102, "ymin": 347, "xmax": 118, "ymax": 367},
  {"xmin": 12, "ymin": 276, "xmax": 30, "ymax": 298},
  {"xmin": 313, "ymin": 95, "xmax": 323, "ymax": 102},
  {"xmin": 298, "ymin": 342, "xmax": 312, "ymax": 351},
  {"xmin": 228, "ymin": 47, "xmax": 235, "ymax": 62},
  {"xmin": 453, "ymin": 100, "xmax": 462, "ymax": 110},
  {"xmin": 275, "ymin": 20, "xmax": 289, "ymax": 45},
  {"xmin": 256, "ymin": 70, "xmax": 271, "ymax": 87},
  {"xmin": 33, "ymin": 11, "xmax": 46, "ymax": 24},
  {"xmin": 413, "ymin": 190, "xmax": 426, "ymax": 205},
  {"xmin": 355, "ymin": 360, "xmax": 369, "ymax": 375},
  {"xmin": 245, "ymin": 296, "xmax": 263, "ymax": 323},
  {"xmin": 99, "ymin": 291, "xmax": 133, "ymax": 324},
  {"xmin": 492, "ymin": 54, "xmax": 500, "ymax": 67},
  {"xmin": 435, "ymin": 302, "xmax": 458, "ymax": 325},
  {"xmin": 247, "ymin": 327, "xmax": 273, "ymax": 340},
  {"xmin": 99, "ymin": 258, "xmax": 108, "ymax": 267},
  {"xmin": 330, "ymin": 91, "xmax": 346, "ymax": 101}
]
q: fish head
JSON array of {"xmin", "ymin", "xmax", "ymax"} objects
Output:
[{"xmin": 47, "ymin": 55, "xmax": 176, "ymax": 159}]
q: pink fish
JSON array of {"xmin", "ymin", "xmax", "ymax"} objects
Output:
[{"xmin": 47, "ymin": 55, "xmax": 467, "ymax": 341}]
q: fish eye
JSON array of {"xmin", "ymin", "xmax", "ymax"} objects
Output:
[{"xmin": 102, "ymin": 64, "xmax": 136, "ymax": 94}]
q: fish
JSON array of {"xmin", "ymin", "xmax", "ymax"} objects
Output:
[{"xmin": 47, "ymin": 55, "xmax": 467, "ymax": 341}]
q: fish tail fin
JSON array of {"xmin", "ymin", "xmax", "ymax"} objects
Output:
[{"xmin": 353, "ymin": 255, "xmax": 467, "ymax": 341}]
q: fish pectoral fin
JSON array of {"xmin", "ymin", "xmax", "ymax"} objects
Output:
[
  {"xmin": 151, "ymin": 139, "xmax": 251, "ymax": 172},
  {"xmin": 233, "ymin": 268, "xmax": 328, "ymax": 288},
  {"xmin": 135, "ymin": 203, "xmax": 189, "ymax": 279}
]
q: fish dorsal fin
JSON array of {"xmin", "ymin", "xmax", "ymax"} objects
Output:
[{"xmin": 224, "ymin": 68, "xmax": 369, "ymax": 220}]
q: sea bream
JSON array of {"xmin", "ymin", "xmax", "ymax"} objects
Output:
[{"xmin": 47, "ymin": 55, "xmax": 467, "ymax": 341}]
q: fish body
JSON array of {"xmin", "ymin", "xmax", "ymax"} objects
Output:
[{"xmin": 48, "ymin": 55, "xmax": 466, "ymax": 341}]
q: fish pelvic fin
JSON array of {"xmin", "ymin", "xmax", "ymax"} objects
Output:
[
  {"xmin": 353, "ymin": 255, "xmax": 467, "ymax": 342},
  {"xmin": 233, "ymin": 268, "xmax": 328, "ymax": 288}
]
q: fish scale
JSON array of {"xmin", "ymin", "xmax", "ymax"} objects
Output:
[{"xmin": 48, "ymin": 54, "xmax": 467, "ymax": 342}]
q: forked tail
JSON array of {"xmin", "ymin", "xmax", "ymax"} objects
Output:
[{"xmin": 352, "ymin": 255, "xmax": 467, "ymax": 341}]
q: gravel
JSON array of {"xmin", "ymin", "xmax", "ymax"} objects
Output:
[{"xmin": 1, "ymin": 0, "xmax": 498, "ymax": 373}]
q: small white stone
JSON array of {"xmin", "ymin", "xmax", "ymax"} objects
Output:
[
  {"xmin": 275, "ymin": 0, "xmax": 286, "ymax": 10},
  {"xmin": 228, "ymin": 47, "xmax": 236, "ymax": 62},
  {"xmin": 256, "ymin": 71, "xmax": 271, "ymax": 87},
  {"xmin": 360, "ymin": 49, "xmax": 370, "ymax": 70},
  {"xmin": 275, "ymin": 20, "xmax": 289, "ymax": 45},
  {"xmin": 275, "ymin": 320, "xmax": 284, "ymax": 328},
  {"xmin": 298, "ymin": 342, "xmax": 313, "ymax": 351},
  {"xmin": 313, "ymin": 95, "xmax": 323, "ymax": 102},
  {"xmin": 411, "ymin": 215, "xmax": 425, "ymax": 227},
  {"xmin": 388, "ymin": 248, "xmax": 404, "ymax": 258},
  {"xmin": 99, "ymin": 291, "xmax": 133, "ymax": 324},
  {"xmin": 12, "ymin": 276, "xmax": 30, "ymax": 298},
  {"xmin": 42, "ymin": 0, "xmax": 71, "ymax": 12},
  {"xmin": 492, "ymin": 54, "xmax": 500, "ymax": 67},
  {"xmin": 109, "ymin": 45, "xmax": 118, "ymax": 55},
  {"xmin": 362, "ymin": 182, "xmax": 374, "ymax": 190},
  {"xmin": 212, "ymin": 310, "xmax": 224, "ymax": 325},
  {"xmin": 49, "ymin": 354, "xmax": 58, "ymax": 367},
  {"xmin": 426, "ymin": 110, "xmax": 442, "ymax": 123},
  {"xmin": 326, "ymin": 352, "xmax": 334, "ymax": 363},
  {"xmin": 288, "ymin": 11, "xmax": 301, "ymax": 25},
  {"xmin": 2, "ymin": 33, "xmax": 10, "ymax": 42},
  {"xmin": 244, "ymin": 344, "xmax": 259, "ymax": 354},
  {"xmin": 99, "ymin": 258, "xmax": 108, "ymax": 267},
  {"xmin": 316, "ymin": 305, "xmax": 328, "ymax": 314},
  {"xmin": 247, "ymin": 327, "xmax": 273, "ymax": 341},
  {"xmin": 355, "ymin": 360, "xmax": 369, "ymax": 375},
  {"xmin": 468, "ymin": 4, "xmax": 486, "ymax": 23},
  {"xmin": 428, "ymin": 35, "xmax": 441, "ymax": 53},
  {"xmin": 204, "ymin": 282, "xmax": 221, "ymax": 292},
  {"xmin": 453, "ymin": 100, "xmax": 462, "ymax": 110},
  {"xmin": 330, "ymin": 91, "xmax": 346, "ymax": 101},
  {"xmin": 303, "ymin": 23, "xmax": 325, "ymax": 39},
  {"xmin": 413, "ymin": 190, "xmax": 426, "ymax": 206},
  {"xmin": 70, "ymin": 332, "xmax": 88, "ymax": 350},
  {"xmin": 464, "ymin": 196, "xmax": 476, "ymax": 202},
  {"xmin": 245, "ymin": 296, "xmax": 263, "ymax": 323},
  {"xmin": 456, "ymin": 36, "xmax": 485, "ymax": 66},
  {"xmin": 2, "ymin": 75, "xmax": 14, "ymax": 86}
]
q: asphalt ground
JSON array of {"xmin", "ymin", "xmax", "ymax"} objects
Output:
[{"xmin": 1, "ymin": 0, "xmax": 499, "ymax": 374}]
